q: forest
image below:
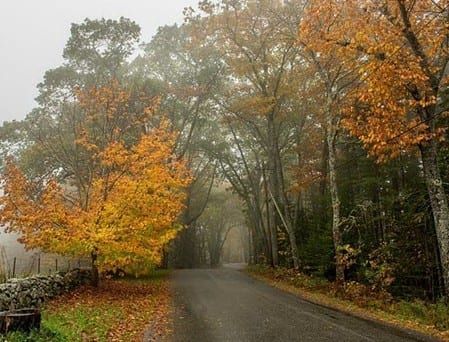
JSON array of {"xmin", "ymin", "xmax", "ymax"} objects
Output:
[{"xmin": 1, "ymin": 0, "xmax": 449, "ymax": 340}]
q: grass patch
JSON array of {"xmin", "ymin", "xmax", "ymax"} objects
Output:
[
  {"xmin": 248, "ymin": 265, "xmax": 449, "ymax": 341},
  {"xmin": 393, "ymin": 300, "xmax": 449, "ymax": 331},
  {"xmin": 1, "ymin": 270, "xmax": 171, "ymax": 342},
  {"xmin": 1, "ymin": 328, "xmax": 63, "ymax": 342}
]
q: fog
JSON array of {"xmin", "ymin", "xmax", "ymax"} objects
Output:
[{"xmin": 0, "ymin": 0, "xmax": 199, "ymax": 125}]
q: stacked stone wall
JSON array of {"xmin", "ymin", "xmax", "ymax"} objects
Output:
[{"xmin": 0, "ymin": 269, "xmax": 91, "ymax": 311}]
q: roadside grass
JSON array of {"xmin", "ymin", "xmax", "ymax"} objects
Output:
[
  {"xmin": 1, "ymin": 270, "xmax": 172, "ymax": 342},
  {"xmin": 248, "ymin": 265, "xmax": 449, "ymax": 341}
]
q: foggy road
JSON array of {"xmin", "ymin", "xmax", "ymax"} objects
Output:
[{"xmin": 170, "ymin": 266, "xmax": 434, "ymax": 342}]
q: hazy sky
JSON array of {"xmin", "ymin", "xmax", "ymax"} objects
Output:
[{"xmin": 0, "ymin": 0, "xmax": 199, "ymax": 125}]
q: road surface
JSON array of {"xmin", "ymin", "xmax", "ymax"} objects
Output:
[{"xmin": 170, "ymin": 266, "xmax": 434, "ymax": 342}]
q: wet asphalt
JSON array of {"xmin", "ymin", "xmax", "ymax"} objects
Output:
[{"xmin": 169, "ymin": 266, "xmax": 435, "ymax": 342}]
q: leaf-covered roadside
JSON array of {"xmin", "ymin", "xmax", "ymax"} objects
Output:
[
  {"xmin": 248, "ymin": 265, "xmax": 449, "ymax": 341},
  {"xmin": 2, "ymin": 271, "xmax": 172, "ymax": 342}
]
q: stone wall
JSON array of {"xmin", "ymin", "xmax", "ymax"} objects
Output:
[{"xmin": 0, "ymin": 269, "xmax": 91, "ymax": 311}]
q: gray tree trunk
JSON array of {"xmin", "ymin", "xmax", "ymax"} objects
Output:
[
  {"xmin": 327, "ymin": 114, "xmax": 345, "ymax": 284},
  {"xmin": 420, "ymin": 142, "xmax": 449, "ymax": 295},
  {"xmin": 268, "ymin": 203, "xmax": 279, "ymax": 267},
  {"xmin": 267, "ymin": 113, "xmax": 299, "ymax": 268},
  {"xmin": 263, "ymin": 166, "xmax": 279, "ymax": 267}
]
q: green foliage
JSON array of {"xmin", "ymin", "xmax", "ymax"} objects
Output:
[
  {"xmin": 298, "ymin": 222, "xmax": 334, "ymax": 276},
  {"xmin": 46, "ymin": 306, "xmax": 121, "ymax": 341},
  {"xmin": 37, "ymin": 17, "xmax": 140, "ymax": 106},
  {"xmin": 1, "ymin": 327, "xmax": 65, "ymax": 342},
  {"xmin": 393, "ymin": 300, "xmax": 449, "ymax": 331},
  {"xmin": 1, "ymin": 304, "xmax": 122, "ymax": 342}
]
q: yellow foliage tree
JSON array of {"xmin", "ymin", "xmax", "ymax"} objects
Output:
[
  {"xmin": 0, "ymin": 82, "xmax": 190, "ymax": 285},
  {"xmin": 304, "ymin": 0, "xmax": 449, "ymax": 292}
]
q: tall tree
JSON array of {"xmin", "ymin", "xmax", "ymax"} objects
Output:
[
  {"xmin": 133, "ymin": 23, "xmax": 226, "ymax": 267},
  {"xmin": 187, "ymin": 0, "xmax": 307, "ymax": 268},
  {"xmin": 300, "ymin": 1, "xmax": 360, "ymax": 283},
  {"xmin": 308, "ymin": 0, "xmax": 449, "ymax": 291},
  {"xmin": 0, "ymin": 83, "xmax": 190, "ymax": 285}
]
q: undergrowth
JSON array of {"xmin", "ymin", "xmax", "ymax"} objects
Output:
[{"xmin": 248, "ymin": 264, "xmax": 449, "ymax": 340}]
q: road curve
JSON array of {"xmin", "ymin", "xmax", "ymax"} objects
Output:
[{"xmin": 169, "ymin": 266, "xmax": 434, "ymax": 342}]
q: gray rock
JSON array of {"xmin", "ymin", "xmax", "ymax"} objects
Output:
[{"xmin": 0, "ymin": 269, "xmax": 91, "ymax": 311}]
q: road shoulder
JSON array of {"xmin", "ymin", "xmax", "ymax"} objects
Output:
[{"xmin": 246, "ymin": 268, "xmax": 445, "ymax": 342}]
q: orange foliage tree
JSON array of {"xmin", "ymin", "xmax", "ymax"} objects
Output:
[
  {"xmin": 300, "ymin": 1, "xmax": 360, "ymax": 283},
  {"xmin": 304, "ymin": 0, "xmax": 449, "ymax": 291},
  {"xmin": 0, "ymin": 82, "xmax": 190, "ymax": 285}
]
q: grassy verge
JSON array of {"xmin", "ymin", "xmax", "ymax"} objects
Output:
[
  {"xmin": 247, "ymin": 265, "xmax": 449, "ymax": 341},
  {"xmin": 2, "ymin": 270, "xmax": 172, "ymax": 342}
]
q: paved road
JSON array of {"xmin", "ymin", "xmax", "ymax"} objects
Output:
[{"xmin": 170, "ymin": 266, "xmax": 433, "ymax": 342}]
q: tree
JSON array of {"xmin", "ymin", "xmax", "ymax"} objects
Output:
[
  {"xmin": 300, "ymin": 0, "xmax": 360, "ymax": 283},
  {"xmin": 0, "ymin": 18, "xmax": 143, "ymax": 181},
  {"xmin": 0, "ymin": 83, "xmax": 190, "ymax": 286},
  {"xmin": 307, "ymin": 0, "xmax": 449, "ymax": 292},
  {"xmin": 198, "ymin": 186, "xmax": 244, "ymax": 267},
  {"xmin": 36, "ymin": 17, "xmax": 141, "ymax": 112},
  {"xmin": 133, "ymin": 23, "xmax": 226, "ymax": 268},
  {"xmin": 187, "ymin": 0, "xmax": 307, "ymax": 268}
]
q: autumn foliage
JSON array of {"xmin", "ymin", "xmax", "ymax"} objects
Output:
[
  {"xmin": 301, "ymin": 0, "xmax": 449, "ymax": 161},
  {"xmin": 39, "ymin": 276, "xmax": 172, "ymax": 341},
  {"xmin": 299, "ymin": 0, "xmax": 449, "ymax": 294},
  {"xmin": 0, "ymin": 82, "xmax": 190, "ymax": 273}
]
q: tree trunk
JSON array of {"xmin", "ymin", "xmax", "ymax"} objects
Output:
[
  {"xmin": 248, "ymin": 225, "xmax": 255, "ymax": 265},
  {"xmin": 263, "ymin": 166, "xmax": 278, "ymax": 267},
  {"xmin": 210, "ymin": 244, "xmax": 221, "ymax": 268},
  {"xmin": 327, "ymin": 121, "xmax": 345, "ymax": 284},
  {"xmin": 91, "ymin": 249, "xmax": 99, "ymax": 287},
  {"xmin": 161, "ymin": 246, "xmax": 169, "ymax": 269},
  {"xmin": 268, "ymin": 205, "xmax": 279, "ymax": 267},
  {"xmin": 285, "ymin": 217, "xmax": 300, "ymax": 269},
  {"xmin": 420, "ymin": 142, "xmax": 449, "ymax": 295},
  {"xmin": 267, "ymin": 113, "xmax": 299, "ymax": 269}
]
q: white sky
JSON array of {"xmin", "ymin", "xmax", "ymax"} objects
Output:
[{"xmin": 0, "ymin": 0, "xmax": 199, "ymax": 125}]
